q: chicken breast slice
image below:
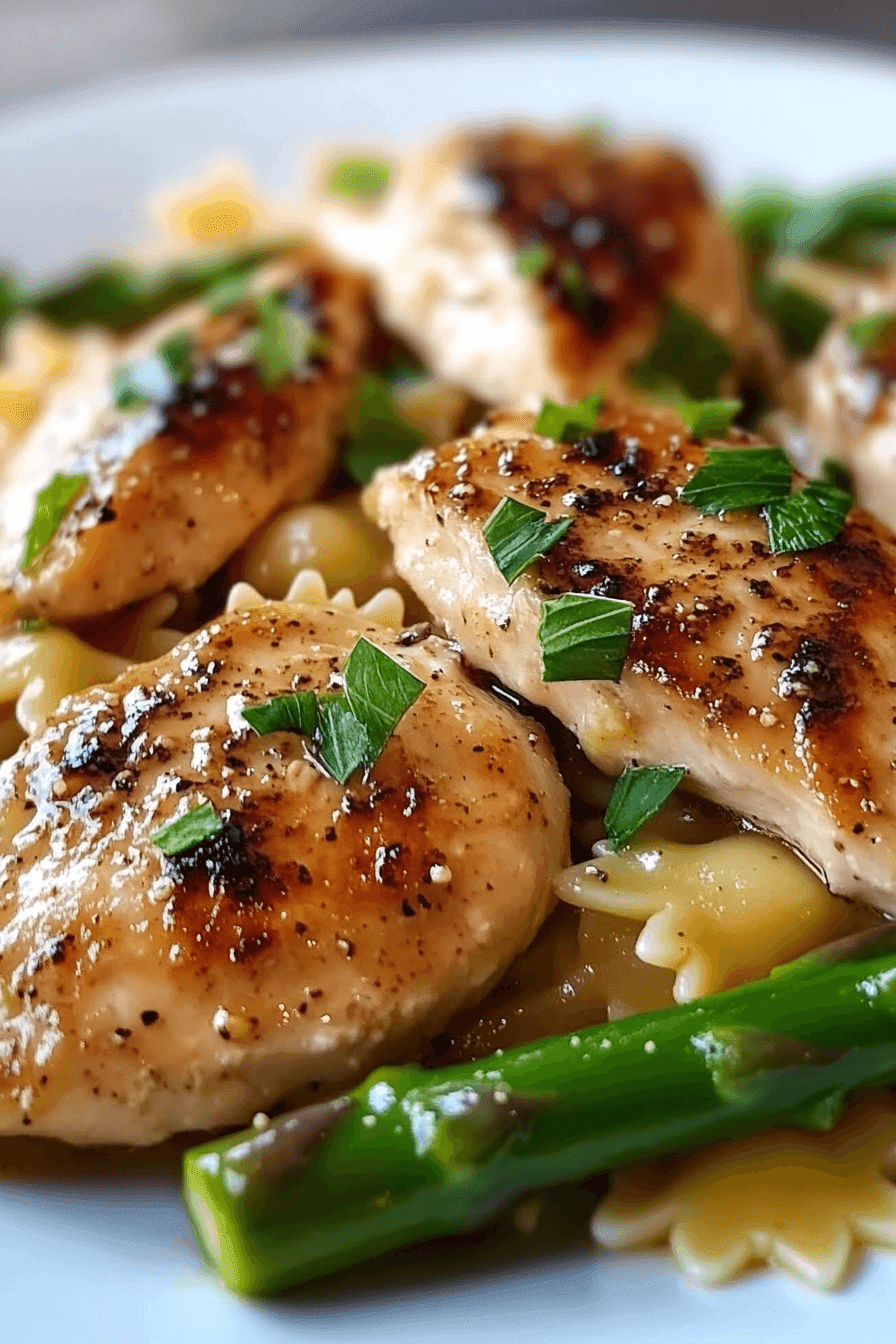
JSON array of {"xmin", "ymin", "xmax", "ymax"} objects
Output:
[
  {"xmin": 0, "ymin": 602, "xmax": 567, "ymax": 1144},
  {"xmin": 0, "ymin": 247, "xmax": 368, "ymax": 625},
  {"xmin": 782, "ymin": 282, "xmax": 896, "ymax": 532},
  {"xmin": 368, "ymin": 400, "xmax": 896, "ymax": 910},
  {"xmin": 310, "ymin": 124, "xmax": 773, "ymax": 406}
]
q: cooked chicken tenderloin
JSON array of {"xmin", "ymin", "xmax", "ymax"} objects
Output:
[
  {"xmin": 368, "ymin": 401, "xmax": 896, "ymax": 910},
  {"xmin": 0, "ymin": 247, "xmax": 368, "ymax": 625},
  {"xmin": 783, "ymin": 286, "xmax": 896, "ymax": 532},
  {"xmin": 0, "ymin": 603, "xmax": 567, "ymax": 1144},
  {"xmin": 311, "ymin": 124, "xmax": 773, "ymax": 406}
]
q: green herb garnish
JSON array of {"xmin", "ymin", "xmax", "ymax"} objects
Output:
[
  {"xmin": 558, "ymin": 258, "xmax": 590, "ymax": 314},
  {"xmin": 604, "ymin": 764, "xmax": 687, "ymax": 850},
  {"xmin": 631, "ymin": 301, "xmax": 732, "ymax": 401},
  {"xmin": 846, "ymin": 311, "xmax": 896, "ymax": 352},
  {"xmin": 732, "ymin": 180, "xmax": 896, "ymax": 269},
  {"xmin": 205, "ymin": 273, "xmax": 252, "ymax": 317},
  {"xmin": 254, "ymin": 291, "xmax": 325, "ymax": 388},
  {"xmin": 537, "ymin": 593, "xmax": 633, "ymax": 683},
  {"xmin": 19, "ymin": 617, "xmax": 47, "ymax": 633},
  {"xmin": 763, "ymin": 481, "xmax": 852, "ymax": 554},
  {"xmin": 27, "ymin": 242, "xmax": 285, "ymax": 334},
  {"xmin": 242, "ymin": 691, "xmax": 319, "ymax": 739},
  {"xmin": 328, "ymin": 157, "xmax": 391, "ymax": 201},
  {"xmin": 20, "ymin": 472, "xmax": 89, "ymax": 571},
  {"xmin": 483, "ymin": 496, "xmax": 572, "ymax": 584},
  {"xmin": 343, "ymin": 637, "xmax": 425, "ymax": 760},
  {"xmin": 112, "ymin": 329, "xmax": 195, "ymax": 409},
  {"xmin": 680, "ymin": 446, "xmax": 792, "ymax": 514},
  {"xmin": 516, "ymin": 241, "xmax": 554, "ymax": 280},
  {"xmin": 151, "ymin": 801, "xmax": 222, "ymax": 856},
  {"xmin": 534, "ymin": 390, "xmax": 603, "ymax": 443},
  {"xmin": 342, "ymin": 374, "xmax": 427, "ymax": 485},
  {"xmin": 316, "ymin": 698, "xmax": 372, "ymax": 784},
  {"xmin": 753, "ymin": 276, "xmax": 832, "ymax": 359},
  {"xmin": 676, "ymin": 398, "xmax": 742, "ymax": 441},
  {"xmin": 822, "ymin": 459, "xmax": 852, "ymax": 492}
]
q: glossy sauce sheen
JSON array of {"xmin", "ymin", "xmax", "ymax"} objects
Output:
[
  {"xmin": 0, "ymin": 247, "xmax": 369, "ymax": 623},
  {"xmin": 369, "ymin": 401, "xmax": 896, "ymax": 908},
  {"xmin": 0, "ymin": 603, "xmax": 567, "ymax": 1143}
]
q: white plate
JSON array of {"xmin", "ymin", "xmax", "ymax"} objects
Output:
[{"xmin": 3, "ymin": 26, "xmax": 896, "ymax": 1344}]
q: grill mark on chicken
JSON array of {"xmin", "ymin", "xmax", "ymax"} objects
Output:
[
  {"xmin": 474, "ymin": 129, "xmax": 701, "ymax": 376},
  {"xmin": 370, "ymin": 400, "xmax": 896, "ymax": 906}
]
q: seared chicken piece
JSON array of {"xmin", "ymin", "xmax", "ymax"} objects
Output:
[
  {"xmin": 311, "ymin": 125, "xmax": 773, "ymax": 406},
  {"xmin": 369, "ymin": 401, "xmax": 896, "ymax": 910},
  {"xmin": 784, "ymin": 284, "xmax": 896, "ymax": 532},
  {"xmin": 0, "ymin": 603, "xmax": 567, "ymax": 1144},
  {"xmin": 0, "ymin": 247, "xmax": 368, "ymax": 625}
]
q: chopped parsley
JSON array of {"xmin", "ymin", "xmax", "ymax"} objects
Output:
[
  {"xmin": 680, "ymin": 446, "xmax": 792, "ymax": 514},
  {"xmin": 151, "ymin": 801, "xmax": 222, "ymax": 856},
  {"xmin": 558, "ymin": 257, "xmax": 590, "ymax": 314},
  {"xmin": 534, "ymin": 390, "xmax": 603, "ymax": 443},
  {"xmin": 328, "ymin": 157, "xmax": 391, "ymax": 201},
  {"xmin": 763, "ymin": 480, "xmax": 852, "ymax": 554},
  {"xmin": 242, "ymin": 691, "xmax": 319, "ymax": 739},
  {"xmin": 631, "ymin": 301, "xmax": 733, "ymax": 401},
  {"xmin": 112, "ymin": 329, "xmax": 195, "ymax": 409},
  {"xmin": 604, "ymin": 764, "xmax": 687, "ymax": 850},
  {"xmin": 732, "ymin": 179, "xmax": 896, "ymax": 269},
  {"xmin": 753, "ymin": 275, "xmax": 832, "ymax": 359},
  {"xmin": 516, "ymin": 241, "xmax": 554, "ymax": 280},
  {"xmin": 483, "ymin": 496, "xmax": 572, "ymax": 584},
  {"xmin": 237, "ymin": 639, "xmax": 424, "ymax": 785},
  {"xmin": 342, "ymin": 373, "xmax": 427, "ymax": 485},
  {"xmin": 19, "ymin": 617, "xmax": 47, "ymax": 633},
  {"xmin": 537, "ymin": 592, "xmax": 633, "ymax": 683},
  {"xmin": 254, "ymin": 291, "xmax": 326, "ymax": 388},
  {"xmin": 316, "ymin": 698, "xmax": 372, "ymax": 784},
  {"xmin": 343, "ymin": 637, "xmax": 426, "ymax": 759},
  {"xmin": 20, "ymin": 472, "xmax": 89, "ymax": 571},
  {"xmin": 846, "ymin": 311, "xmax": 896, "ymax": 352},
  {"xmin": 676, "ymin": 398, "xmax": 742, "ymax": 441}
]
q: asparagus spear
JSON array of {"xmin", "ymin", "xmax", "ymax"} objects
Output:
[{"xmin": 183, "ymin": 926, "xmax": 896, "ymax": 1295}]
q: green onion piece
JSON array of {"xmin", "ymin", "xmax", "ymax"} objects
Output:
[
  {"xmin": 316, "ymin": 698, "xmax": 371, "ymax": 784},
  {"xmin": 558, "ymin": 258, "xmax": 590, "ymax": 314},
  {"xmin": 676, "ymin": 398, "xmax": 742, "ymax": 441},
  {"xmin": 680, "ymin": 446, "xmax": 792, "ymax": 515},
  {"xmin": 729, "ymin": 190, "xmax": 796, "ymax": 262},
  {"xmin": 342, "ymin": 374, "xmax": 427, "ymax": 485},
  {"xmin": 328, "ymin": 157, "xmax": 391, "ymax": 201},
  {"xmin": 343, "ymin": 637, "xmax": 425, "ymax": 760},
  {"xmin": 534, "ymin": 390, "xmax": 603, "ymax": 443},
  {"xmin": 29, "ymin": 241, "xmax": 286, "ymax": 334},
  {"xmin": 753, "ymin": 276, "xmax": 832, "ymax": 359},
  {"xmin": 604, "ymin": 764, "xmax": 687, "ymax": 850},
  {"xmin": 254, "ymin": 292, "xmax": 325, "ymax": 388},
  {"xmin": 763, "ymin": 481, "xmax": 852, "ymax": 554},
  {"xmin": 20, "ymin": 472, "xmax": 89, "ymax": 571},
  {"xmin": 515, "ymin": 241, "xmax": 554, "ymax": 280},
  {"xmin": 483, "ymin": 496, "xmax": 572, "ymax": 584},
  {"xmin": 785, "ymin": 182, "xmax": 896, "ymax": 265},
  {"xmin": 538, "ymin": 592, "xmax": 633, "ymax": 683},
  {"xmin": 242, "ymin": 691, "xmax": 319, "ymax": 739},
  {"xmin": 631, "ymin": 301, "xmax": 732, "ymax": 401},
  {"xmin": 846, "ymin": 311, "xmax": 896, "ymax": 352},
  {"xmin": 19, "ymin": 617, "xmax": 47, "ymax": 633},
  {"xmin": 151, "ymin": 801, "xmax": 222, "ymax": 856}
]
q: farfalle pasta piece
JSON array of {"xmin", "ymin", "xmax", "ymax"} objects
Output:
[
  {"xmin": 592, "ymin": 1093, "xmax": 896, "ymax": 1290},
  {"xmin": 0, "ymin": 317, "xmax": 74, "ymax": 447},
  {"xmin": 555, "ymin": 833, "xmax": 866, "ymax": 1002},
  {"xmin": 150, "ymin": 159, "xmax": 274, "ymax": 244},
  {"xmin": 224, "ymin": 567, "xmax": 406, "ymax": 630}
]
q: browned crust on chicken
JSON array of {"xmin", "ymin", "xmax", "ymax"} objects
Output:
[
  {"xmin": 0, "ymin": 603, "xmax": 567, "ymax": 1143},
  {"xmin": 1, "ymin": 247, "xmax": 369, "ymax": 624},
  {"xmin": 369, "ymin": 401, "xmax": 896, "ymax": 907}
]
